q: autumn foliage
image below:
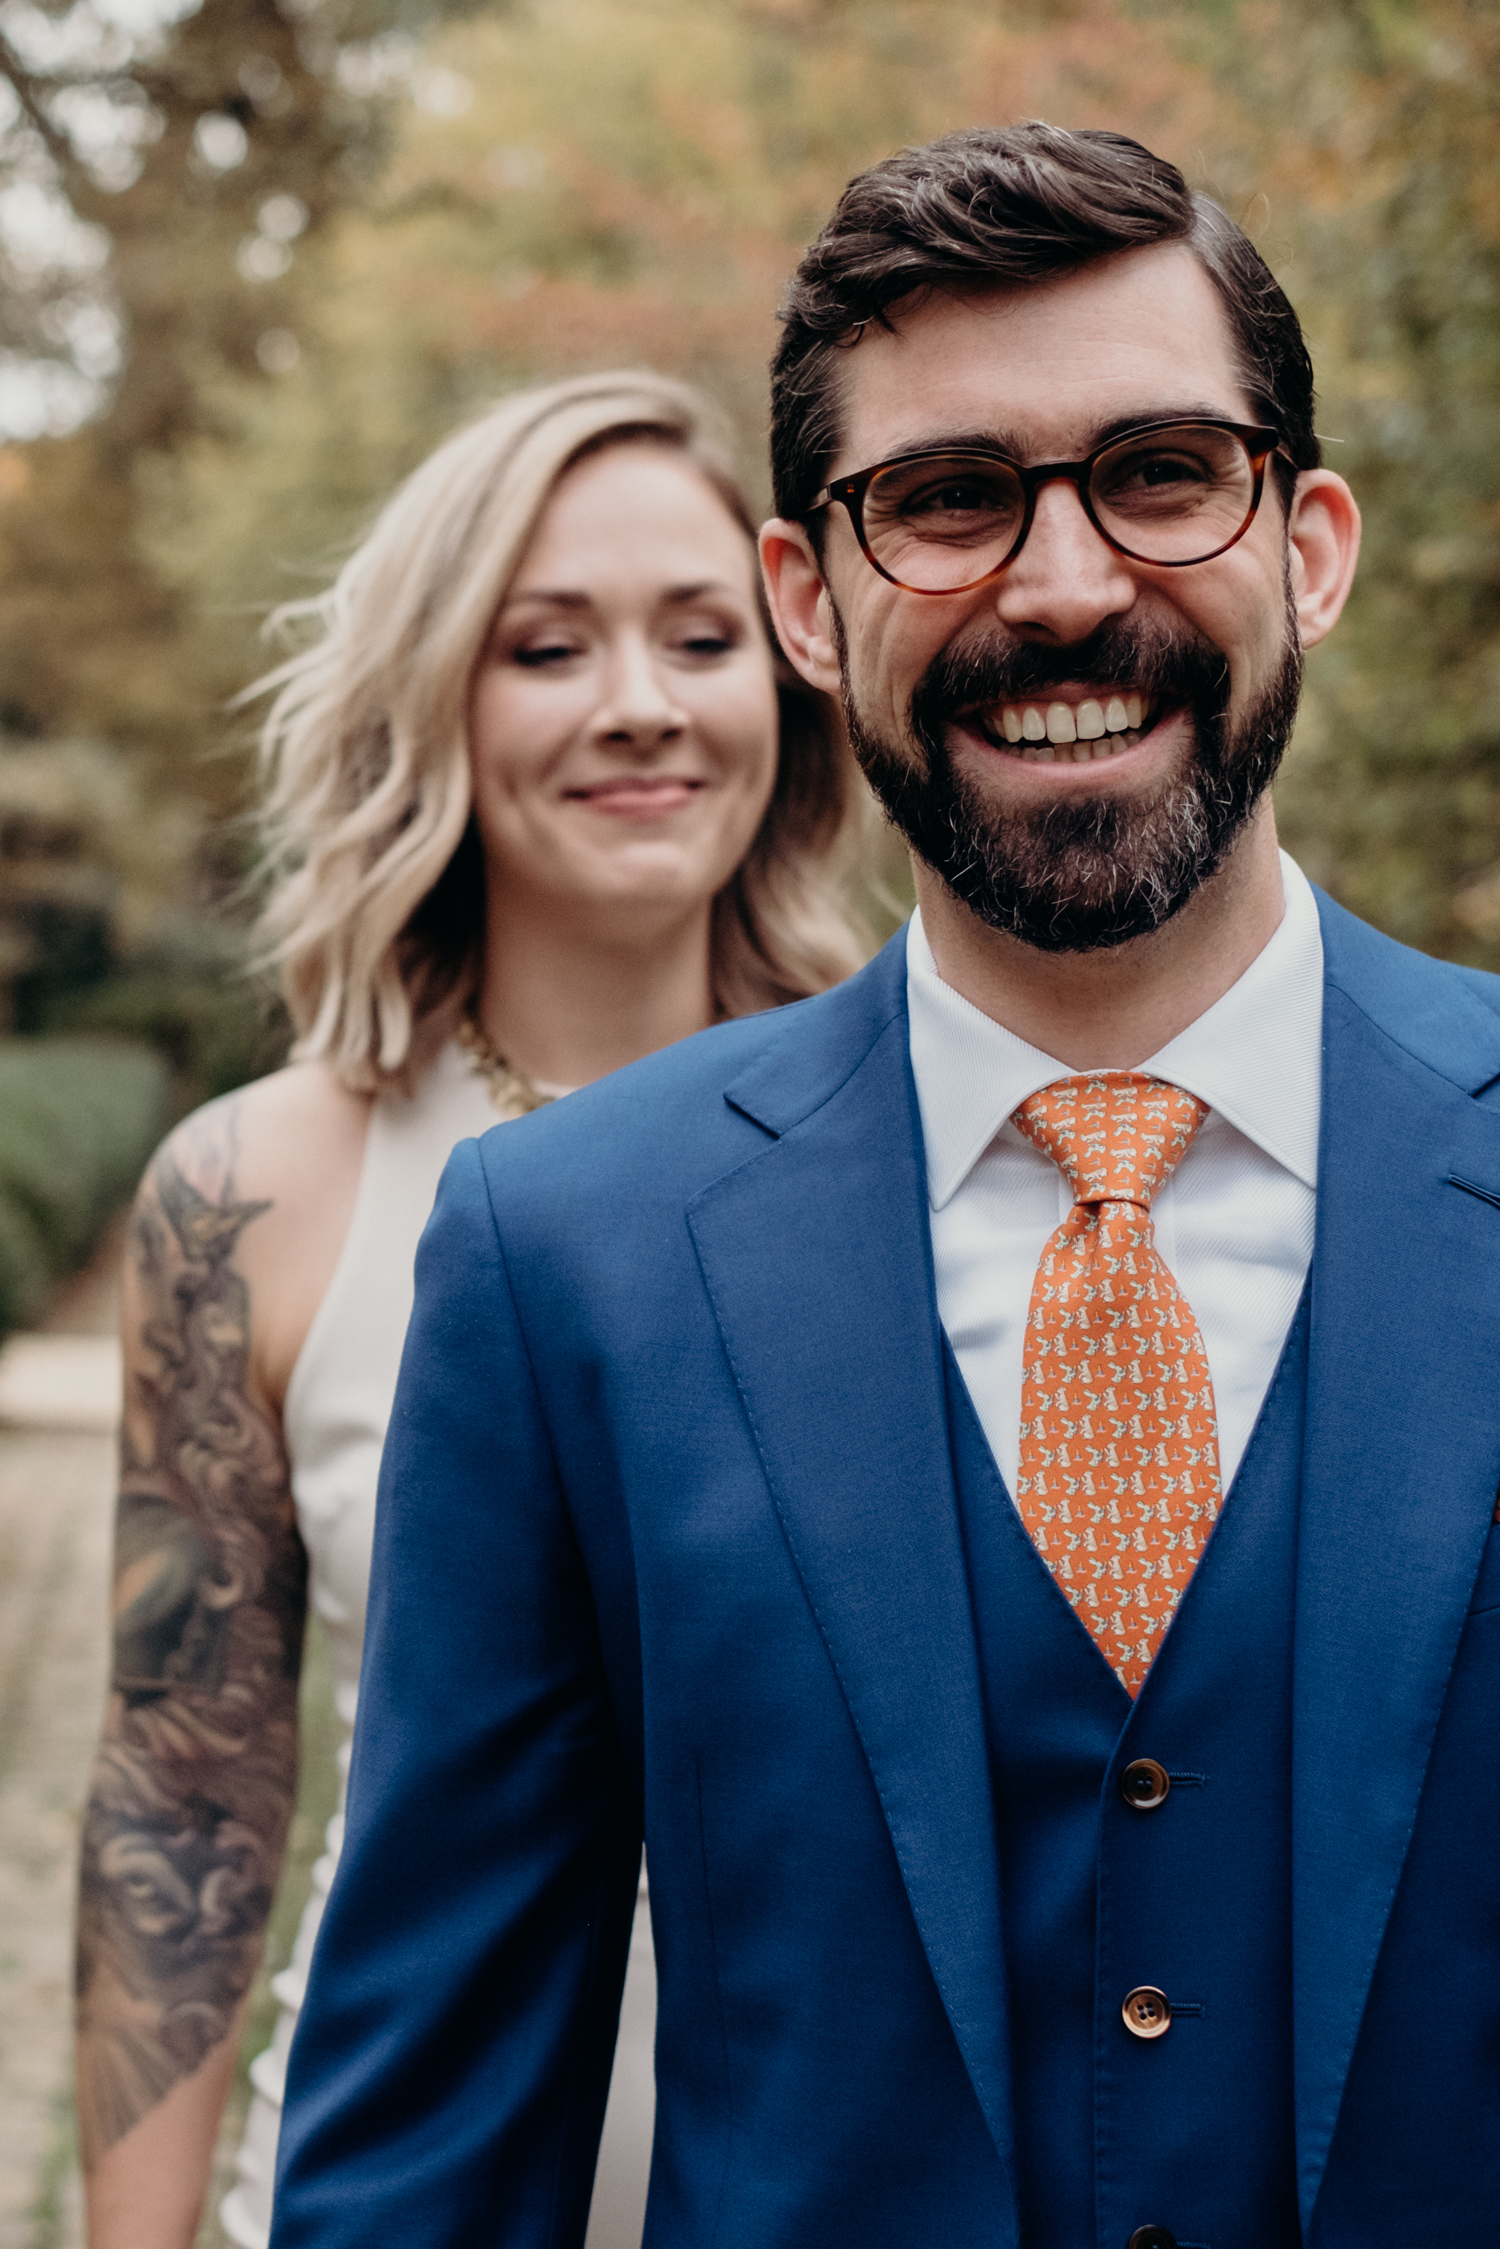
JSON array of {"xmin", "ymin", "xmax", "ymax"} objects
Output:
[{"xmin": 1, "ymin": 0, "xmax": 1496, "ymax": 977}]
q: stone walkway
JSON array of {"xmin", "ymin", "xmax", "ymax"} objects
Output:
[{"xmin": 0, "ymin": 1230, "xmax": 122, "ymax": 2249}]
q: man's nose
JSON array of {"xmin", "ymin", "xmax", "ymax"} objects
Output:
[
  {"xmin": 591, "ymin": 635, "xmax": 688, "ymax": 748},
  {"xmin": 986, "ymin": 475, "xmax": 1139, "ymax": 643}
]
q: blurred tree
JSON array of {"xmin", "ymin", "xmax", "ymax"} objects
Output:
[
  {"xmin": 140, "ymin": 0, "xmax": 1234, "ymax": 744},
  {"xmin": 1, "ymin": 0, "xmax": 1496, "ymax": 978},
  {"xmin": 1186, "ymin": 0, "xmax": 1500, "ymax": 961},
  {"xmin": 0, "ymin": 0, "xmax": 480, "ymax": 773}
]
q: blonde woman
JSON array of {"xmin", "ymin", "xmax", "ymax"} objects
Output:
[{"xmin": 74, "ymin": 372, "xmax": 873, "ymax": 2249}]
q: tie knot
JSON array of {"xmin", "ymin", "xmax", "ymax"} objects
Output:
[{"xmin": 1013, "ymin": 1072, "xmax": 1208, "ymax": 1207}]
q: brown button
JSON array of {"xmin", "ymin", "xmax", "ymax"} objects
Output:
[
  {"xmin": 1126, "ymin": 2230, "xmax": 1178, "ymax": 2249},
  {"xmin": 1122, "ymin": 1985, "xmax": 1172, "ymax": 2039},
  {"xmin": 1120, "ymin": 1757, "xmax": 1171, "ymax": 1811}
]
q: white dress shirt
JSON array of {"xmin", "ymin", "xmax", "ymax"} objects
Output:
[{"xmin": 907, "ymin": 850, "xmax": 1323, "ymax": 1497}]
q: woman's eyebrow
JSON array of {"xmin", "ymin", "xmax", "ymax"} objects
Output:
[
  {"xmin": 502, "ymin": 582, "xmax": 739, "ymax": 611},
  {"xmin": 502, "ymin": 588, "xmax": 592, "ymax": 610}
]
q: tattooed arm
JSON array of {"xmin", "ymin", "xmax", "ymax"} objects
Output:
[{"xmin": 76, "ymin": 1072, "xmax": 368, "ymax": 2249}]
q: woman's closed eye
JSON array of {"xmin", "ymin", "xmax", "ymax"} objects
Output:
[
  {"xmin": 511, "ymin": 637, "xmax": 588, "ymax": 668},
  {"xmin": 666, "ymin": 617, "xmax": 745, "ymax": 663}
]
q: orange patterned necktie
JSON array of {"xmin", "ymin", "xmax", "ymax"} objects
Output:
[{"xmin": 1013, "ymin": 1073, "xmax": 1223, "ymax": 1697}]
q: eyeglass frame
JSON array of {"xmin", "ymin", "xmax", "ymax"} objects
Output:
[{"xmin": 802, "ymin": 418, "xmax": 1290, "ymax": 595}]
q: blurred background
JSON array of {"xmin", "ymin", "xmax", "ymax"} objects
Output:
[
  {"xmin": 0, "ymin": 0, "xmax": 1494, "ymax": 2240},
  {"xmin": 3, "ymin": 0, "xmax": 1500, "ymax": 1325}
]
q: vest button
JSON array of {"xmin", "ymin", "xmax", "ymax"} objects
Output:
[
  {"xmin": 1120, "ymin": 1757, "xmax": 1171, "ymax": 1810},
  {"xmin": 1126, "ymin": 2230, "xmax": 1178, "ymax": 2249},
  {"xmin": 1121, "ymin": 1985, "xmax": 1172, "ymax": 2039}
]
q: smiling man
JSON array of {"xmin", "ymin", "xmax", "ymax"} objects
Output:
[{"xmin": 270, "ymin": 127, "xmax": 1500, "ymax": 2249}]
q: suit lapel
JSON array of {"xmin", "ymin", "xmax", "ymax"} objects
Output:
[
  {"xmin": 1294, "ymin": 895, "xmax": 1500, "ymax": 2228},
  {"xmin": 683, "ymin": 895, "xmax": 1500, "ymax": 2230},
  {"xmin": 687, "ymin": 953, "xmax": 1019, "ymax": 2225}
]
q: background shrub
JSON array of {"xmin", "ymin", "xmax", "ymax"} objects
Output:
[
  {"xmin": 41, "ymin": 955, "xmax": 290, "ymax": 1116},
  {"xmin": 0, "ymin": 1037, "xmax": 170, "ymax": 1335}
]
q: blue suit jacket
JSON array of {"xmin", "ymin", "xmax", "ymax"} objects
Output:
[{"xmin": 271, "ymin": 893, "xmax": 1500, "ymax": 2247}]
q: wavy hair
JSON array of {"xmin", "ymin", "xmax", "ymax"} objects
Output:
[{"xmin": 250, "ymin": 370, "xmax": 875, "ymax": 1090}]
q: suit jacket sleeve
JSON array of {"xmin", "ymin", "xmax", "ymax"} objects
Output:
[{"xmin": 269, "ymin": 1137, "xmax": 641, "ymax": 2249}]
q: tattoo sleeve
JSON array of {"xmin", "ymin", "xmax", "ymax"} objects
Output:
[{"xmin": 75, "ymin": 1111, "xmax": 307, "ymax": 2167}]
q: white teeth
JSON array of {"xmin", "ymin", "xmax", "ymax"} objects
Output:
[
  {"xmin": 991, "ymin": 693, "xmax": 1148, "ymax": 745},
  {"xmin": 980, "ymin": 694, "xmax": 1154, "ymax": 760},
  {"xmin": 1003, "ymin": 726, "xmax": 1144, "ymax": 765}
]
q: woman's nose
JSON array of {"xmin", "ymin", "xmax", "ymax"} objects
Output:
[
  {"xmin": 988, "ymin": 475, "xmax": 1139, "ymax": 645},
  {"xmin": 591, "ymin": 635, "xmax": 689, "ymax": 747}
]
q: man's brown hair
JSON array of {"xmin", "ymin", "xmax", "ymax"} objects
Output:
[{"xmin": 770, "ymin": 122, "xmax": 1318, "ymax": 530}]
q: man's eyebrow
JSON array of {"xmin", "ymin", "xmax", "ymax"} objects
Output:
[
  {"xmin": 1085, "ymin": 404, "xmax": 1254, "ymax": 452},
  {"xmin": 868, "ymin": 428, "xmax": 1031, "ymax": 468},
  {"xmin": 864, "ymin": 404, "xmax": 1256, "ymax": 469}
]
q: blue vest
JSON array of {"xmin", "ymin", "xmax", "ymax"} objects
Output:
[{"xmin": 947, "ymin": 1288, "xmax": 1311, "ymax": 2249}]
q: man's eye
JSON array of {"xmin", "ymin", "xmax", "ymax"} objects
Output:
[
  {"xmin": 905, "ymin": 478, "xmax": 1007, "ymax": 517},
  {"xmin": 1134, "ymin": 455, "xmax": 1207, "ymax": 488},
  {"xmin": 1101, "ymin": 449, "xmax": 1217, "ymax": 499}
]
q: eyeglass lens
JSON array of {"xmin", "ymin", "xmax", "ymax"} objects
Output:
[{"xmin": 859, "ymin": 424, "xmax": 1260, "ymax": 590}]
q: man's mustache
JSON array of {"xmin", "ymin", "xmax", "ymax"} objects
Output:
[{"xmin": 910, "ymin": 618, "xmax": 1232, "ymax": 732}]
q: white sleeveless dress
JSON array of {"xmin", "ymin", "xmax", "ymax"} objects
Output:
[{"xmin": 219, "ymin": 1043, "xmax": 656, "ymax": 2249}]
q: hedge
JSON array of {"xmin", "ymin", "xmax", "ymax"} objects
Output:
[{"xmin": 0, "ymin": 1037, "xmax": 170, "ymax": 1336}]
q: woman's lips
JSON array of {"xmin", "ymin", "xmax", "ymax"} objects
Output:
[{"xmin": 566, "ymin": 777, "xmax": 707, "ymax": 817}]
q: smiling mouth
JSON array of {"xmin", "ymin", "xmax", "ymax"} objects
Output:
[
  {"xmin": 565, "ymin": 776, "xmax": 708, "ymax": 803},
  {"xmin": 967, "ymin": 690, "xmax": 1161, "ymax": 766}
]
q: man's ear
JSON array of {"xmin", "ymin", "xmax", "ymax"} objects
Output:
[
  {"xmin": 1287, "ymin": 469, "xmax": 1361, "ymax": 650},
  {"xmin": 759, "ymin": 520, "xmax": 843, "ymax": 695}
]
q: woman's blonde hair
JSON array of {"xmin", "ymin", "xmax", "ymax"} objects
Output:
[{"xmin": 251, "ymin": 369, "xmax": 876, "ymax": 1091}]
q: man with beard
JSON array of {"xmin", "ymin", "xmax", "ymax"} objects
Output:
[{"xmin": 271, "ymin": 127, "xmax": 1500, "ymax": 2249}]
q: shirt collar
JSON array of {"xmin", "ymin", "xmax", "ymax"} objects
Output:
[{"xmin": 906, "ymin": 850, "xmax": 1324, "ymax": 1211}]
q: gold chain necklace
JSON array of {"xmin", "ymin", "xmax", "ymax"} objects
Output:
[{"xmin": 457, "ymin": 1006, "xmax": 556, "ymax": 1117}]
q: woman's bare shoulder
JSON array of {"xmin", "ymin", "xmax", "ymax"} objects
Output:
[
  {"xmin": 161, "ymin": 1059, "xmax": 371, "ymax": 1205},
  {"xmin": 137, "ymin": 1061, "xmax": 374, "ymax": 1412}
]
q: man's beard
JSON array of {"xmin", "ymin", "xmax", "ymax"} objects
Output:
[{"xmin": 841, "ymin": 605, "xmax": 1303, "ymax": 954}]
